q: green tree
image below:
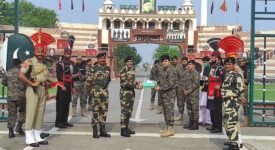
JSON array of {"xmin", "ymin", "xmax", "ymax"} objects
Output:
[
  {"xmin": 153, "ymin": 45, "xmax": 180, "ymax": 60},
  {"xmin": 0, "ymin": 0, "xmax": 58, "ymax": 27},
  {"xmin": 114, "ymin": 44, "xmax": 142, "ymax": 71}
]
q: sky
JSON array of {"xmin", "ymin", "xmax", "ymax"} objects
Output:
[{"xmin": 7, "ymin": 0, "xmax": 275, "ymax": 64}]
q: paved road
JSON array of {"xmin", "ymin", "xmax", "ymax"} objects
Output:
[{"xmin": 0, "ymin": 70, "xmax": 275, "ymax": 150}]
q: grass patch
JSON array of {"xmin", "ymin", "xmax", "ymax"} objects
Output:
[{"xmin": 253, "ymin": 83, "xmax": 275, "ymax": 101}]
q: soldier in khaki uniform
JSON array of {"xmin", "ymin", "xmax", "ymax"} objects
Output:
[
  {"xmin": 2, "ymin": 59, "xmax": 26, "ymax": 138},
  {"xmin": 19, "ymin": 43, "xmax": 52, "ymax": 147},
  {"xmin": 86, "ymin": 52, "xmax": 111, "ymax": 138},
  {"xmin": 155, "ymin": 55, "xmax": 177, "ymax": 137}
]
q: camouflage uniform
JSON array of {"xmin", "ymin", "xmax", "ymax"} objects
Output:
[
  {"xmin": 72, "ymin": 62, "xmax": 87, "ymax": 112},
  {"xmin": 157, "ymin": 66, "xmax": 176, "ymax": 126},
  {"xmin": 221, "ymin": 71, "xmax": 245, "ymax": 143},
  {"xmin": 239, "ymin": 62, "xmax": 250, "ymax": 116},
  {"xmin": 2, "ymin": 67, "xmax": 26, "ymax": 128},
  {"xmin": 119, "ymin": 66, "xmax": 139, "ymax": 128},
  {"xmin": 85, "ymin": 64, "xmax": 93, "ymax": 109},
  {"xmin": 184, "ymin": 70, "xmax": 200, "ymax": 123},
  {"xmin": 149, "ymin": 64, "xmax": 161, "ymax": 106},
  {"xmin": 87, "ymin": 64, "xmax": 111, "ymax": 126},
  {"xmin": 177, "ymin": 65, "xmax": 187, "ymax": 115}
]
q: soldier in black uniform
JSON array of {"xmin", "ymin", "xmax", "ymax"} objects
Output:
[{"xmin": 55, "ymin": 48, "xmax": 75, "ymax": 128}]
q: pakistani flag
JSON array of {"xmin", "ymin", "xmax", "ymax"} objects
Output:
[{"xmin": 0, "ymin": 33, "xmax": 34, "ymax": 71}]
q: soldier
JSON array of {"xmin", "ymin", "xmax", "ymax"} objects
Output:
[
  {"xmin": 2, "ymin": 59, "xmax": 26, "ymax": 138},
  {"xmin": 149, "ymin": 60, "xmax": 160, "ymax": 110},
  {"xmin": 155, "ymin": 55, "xmax": 176, "ymax": 137},
  {"xmin": 206, "ymin": 51, "xmax": 225, "ymax": 133},
  {"xmin": 55, "ymin": 48, "xmax": 74, "ymax": 128},
  {"xmin": 175, "ymin": 56, "xmax": 188, "ymax": 121},
  {"xmin": 238, "ymin": 55, "xmax": 250, "ymax": 126},
  {"xmin": 86, "ymin": 52, "xmax": 111, "ymax": 138},
  {"xmin": 72, "ymin": 55, "xmax": 87, "ymax": 117},
  {"xmin": 182, "ymin": 60, "xmax": 200, "ymax": 130},
  {"xmin": 119, "ymin": 56, "xmax": 142, "ymax": 137},
  {"xmin": 221, "ymin": 57, "xmax": 245, "ymax": 150},
  {"xmin": 170, "ymin": 56, "xmax": 184, "ymax": 121},
  {"xmin": 19, "ymin": 43, "xmax": 51, "ymax": 147},
  {"xmin": 85, "ymin": 59, "xmax": 93, "ymax": 111},
  {"xmin": 199, "ymin": 56, "xmax": 211, "ymax": 126}
]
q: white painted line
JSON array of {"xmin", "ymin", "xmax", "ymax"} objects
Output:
[
  {"xmin": 2, "ymin": 131, "xmax": 275, "ymax": 141},
  {"xmin": 22, "ymin": 101, "xmax": 72, "ymax": 150},
  {"xmin": 131, "ymin": 72, "xmax": 147, "ymax": 122}
]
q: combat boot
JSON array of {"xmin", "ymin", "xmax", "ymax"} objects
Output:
[
  {"xmin": 244, "ymin": 116, "xmax": 250, "ymax": 127},
  {"xmin": 99, "ymin": 125, "xmax": 111, "ymax": 137},
  {"xmin": 183, "ymin": 120, "xmax": 193, "ymax": 129},
  {"xmin": 174, "ymin": 113, "xmax": 183, "ymax": 121},
  {"xmin": 156, "ymin": 106, "xmax": 163, "ymax": 114},
  {"xmin": 223, "ymin": 142, "xmax": 239, "ymax": 150},
  {"xmin": 92, "ymin": 125, "xmax": 99, "ymax": 138},
  {"xmin": 121, "ymin": 128, "xmax": 131, "ymax": 137},
  {"xmin": 159, "ymin": 127, "xmax": 168, "ymax": 134},
  {"xmin": 189, "ymin": 121, "xmax": 199, "ymax": 130},
  {"xmin": 71, "ymin": 106, "xmax": 76, "ymax": 117},
  {"xmin": 125, "ymin": 126, "xmax": 135, "ymax": 134},
  {"xmin": 81, "ymin": 107, "xmax": 87, "ymax": 117},
  {"xmin": 8, "ymin": 128, "xmax": 15, "ymax": 138},
  {"xmin": 160, "ymin": 126, "xmax": 174, "ymax": 137},
  {"xmin": 15, "ymin": 122, "xmax": 25, "ymax": 135},
  {"xmin": 148, "ymin": 103, "xmax": 154, "ymax": 110}
]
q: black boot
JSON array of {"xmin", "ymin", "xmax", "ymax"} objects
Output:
[
  {"xmin": 183, "ymin": 120, "xmax": 193, "ymax": 129},
  {"xmin": 125, "ymin": 119, "xmax": 135, "ymax": 134},
  {"xmin": 189, "ymin": 121, "xmax": 199, "ymax": 130},
  {"xmin": 92, "ymin": 125, "xmax": 99, "ymax": 138},
  {"xmin": 223, "ymin": 142, "xmax": 239, "ymax": 150},
  {"xmin": 8, "ymin": 128, "xmax": 15, "ymax": 138},
  {"xmin": 15, "ymin": 122, "xmax": 25, "ymax": 135},
  {"xmin": 121, "ymin": 128, "xmax": 131, "ymax": 137},
  {"xmin": 99, "ymin": 125, "xmax": 111, "ymax": 137}
]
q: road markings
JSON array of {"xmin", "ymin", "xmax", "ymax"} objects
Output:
[{"xmin": 131, "ymin": 72, "xmax": 147, "ymax": 123}]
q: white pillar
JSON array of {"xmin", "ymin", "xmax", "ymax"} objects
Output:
[{"xmin": 200, "ymin": 0, "xmax": 207, "ymax": 26}]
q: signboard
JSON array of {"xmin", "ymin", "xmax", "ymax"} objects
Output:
[
  {"xmin": 57, "ymin": 39, "xmax": 69, "ymax": 49},
  {"xmin": 86, "ymin": 49, "xmax": 97, "ymax": 56},
  {"xmin": 111, "ymin": 29, "xmax": 130, "ymax": 42},
  {"xmin": 141, "ymin": 0, "xmax": 155, "ymax": 14},
  {"xmin": 120, "ymin": 5, "xmax": 139, "ymax": 10},
  {"xmin": 200, "ymin": 50, "xmax": 212, "ymax": 58}
]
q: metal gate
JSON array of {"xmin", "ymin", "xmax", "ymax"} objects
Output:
[{"xmin": 250, "ymin": 0, "xmax": 275, "ymax": 126}]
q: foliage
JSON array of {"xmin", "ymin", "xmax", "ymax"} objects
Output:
[
  {"xmin": 0, "ymin": 0, "xmax": 58, "ymax": 27},
  {"xmin": 114, "ymin": 44, "xmax": 142, "ymax": 71},
  {"xmin": 153, "ymin": 45, "xmax": 180, "ymax": 60}
]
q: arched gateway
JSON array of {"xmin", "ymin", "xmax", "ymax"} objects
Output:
[{"xmin": 97, "ymin": 0, "xmax": 198, "ymax": 77}]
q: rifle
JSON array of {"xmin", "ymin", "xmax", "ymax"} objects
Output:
[{"xmin": 26, "ymin": 65, "xmax": 37, "ymax": 94}]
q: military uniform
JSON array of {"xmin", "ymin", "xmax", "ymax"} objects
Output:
[
  {"xmin": 20, "ymin": 57, "xmax": 49, "ymax": 145},
  {"xmin": 239, "ymin": 61, "xmax": 250, "ymax": 122},
  {"xmin": 2, "ymin": 65, "xmax": 26, "ymax": 137},
  {"xmin": 86, "ymin": 52, "xmax": 111, "ymax": 138},
  {"xmin": 55, "ymin": 58, "xmax": 74, "ymax": 128},
  {"xmin": 85, "ymin": 63, "xmax": 93, "ymax": 110},
  {"xmin": 207, "ymin": 62, "xmax": 225, "ymax": 133},
  {"xmin": 157, "ymin": 64, "xmax": 176, "ymax": 136},
  {"xmin": 171, "ymin": 63, "xmax": 185, "ymax": 115},
  {"xmin": 72, "ymin": 57, "xmax": 87, "ymax": 117},
  {"xmin": 183, "ymin": 62, "xmax": 200, "ymax": 130},
  {"xmin": 177, "ymin": 64, "xmax": 187, "ymax": 117},
  {"xmin": 119, "ymin": 61, "xmax": 140, "ymax": 137},
  {"xmin": 149, "ymin": 63, "xmax": 161, "ymax": 108},
  {"xmin": 221, "ymin": 70, "xmax": 245, "ymax": 149}
]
